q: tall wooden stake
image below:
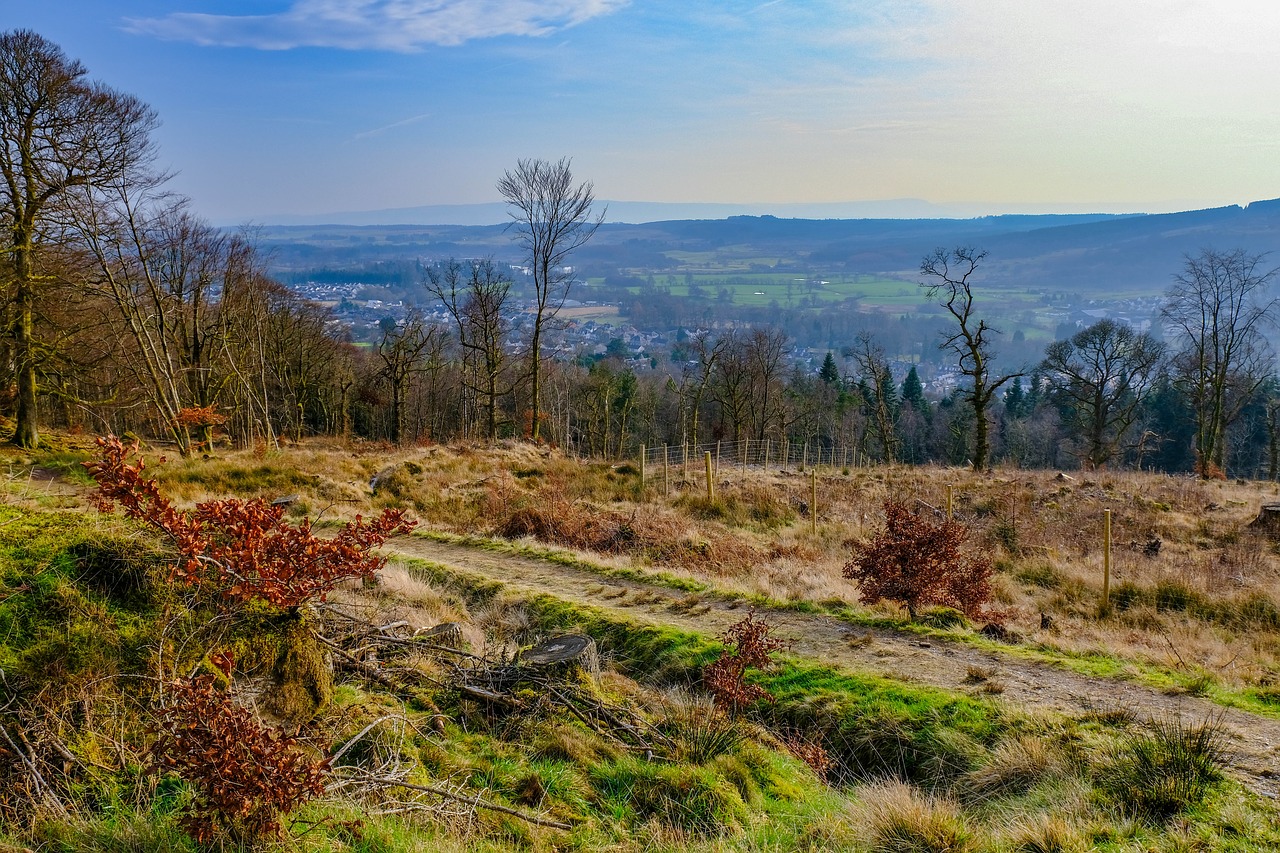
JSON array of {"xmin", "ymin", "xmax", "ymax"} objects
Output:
[
  {"xmin": 663, "ymin": 445, "xmax": 670, "ymax": 497},
  {"xmin": 640, "ymin": 444, "xmax": 646, "ymax": 494},
  {"xmin": 811, "ymin": 469, "xmax": 818, "ymax": 536},
  {"xmin": 705, "ymin": 451, "xmax": 714, "ymax": 500},
  {"xmin": 1103, "ymin": 508, "xmax": 1112, "ymax": 608}
]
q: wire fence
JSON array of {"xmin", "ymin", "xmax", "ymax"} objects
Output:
[{"xmin": 639, "ymin": 439, "xmax": 871, "ymax": 480}]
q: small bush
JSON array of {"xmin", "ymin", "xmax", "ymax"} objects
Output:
[
  {"xmin": 854, "ymin": 779, "xmax": 977, "ymax": 853},
  {"xmin": 704, "ymin": 610, "xmax": 789, "ymax": 713},
  {"xmin": 149, "ymin": 674, "xmax": 329, "ymax": 845},
  {"xmin": 1095, "ymin": 718, "xmax": 1225, "ymax": 822},
  {"xmin": 845, "ymin": 500, "xmax": 992, "ymax": 619}
]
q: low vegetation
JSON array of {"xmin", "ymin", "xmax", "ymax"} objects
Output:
[{"xmin": 0, "ymin": 438, "xmax": 1277, "ymax": 851}]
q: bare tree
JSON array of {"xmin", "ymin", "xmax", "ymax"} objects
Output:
[
  {"xmin": 678, "ymin": 330, "xmax": 728, "ymax": 448},
  {"xmin": 0, "ymin": 30, "xmax": 159, "ymax": 447},
  {"xmin": 497, "ymin": 157, "xmax": 602, "ymax": 441},
  {"xmin": 78, "ymin": 194, "xmax": 233, "ymax": 454},
  {"xmin": 920, "ymin": 247, "xmax": 1022, "ymax": 472},
  {"xmin": 851, "ymin": 334, "xmax": 900, "ymax": 462},
  {"xmin": 1162, "ymin": 248, "xmax": 1278, "ymax": 476},
  {"xmin": 427, "ymin": 258, "xmax": 512, "ymax": 442},
  {"xmin": 1040, "ymin": 319, "xmax": 1165, "ymax": 468},
  {"xmin": 377, "ymin": 313, "xmax": 440, "ymax": 446}
]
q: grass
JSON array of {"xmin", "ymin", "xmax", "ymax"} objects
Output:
[
  {"xmin": 1094, "ymin": 718, "xmax": 1227, "ymax": 823},
  {"xmin": 2, "ymin": 494, "xmax": 1280, "ymax": 851}
]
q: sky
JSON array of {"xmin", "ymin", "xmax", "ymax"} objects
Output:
[{"xmin": 9, "ymin": 1, "xmax": 1280, "ymax": 224}]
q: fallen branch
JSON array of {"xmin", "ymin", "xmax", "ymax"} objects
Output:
[{"xmin": 354, "ymin": 774, "xmax": 572, "ymax": 830}]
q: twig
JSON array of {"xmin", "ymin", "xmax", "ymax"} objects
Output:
[{"xmin": 356, "ymin": 774, "xmax": 572, "ymax": 830}]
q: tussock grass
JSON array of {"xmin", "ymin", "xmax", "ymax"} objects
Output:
[
  {"xmin": 853, "ymin": 779, "xmax": 978, "ymax": 853},
  {"xmin": 1094, "ymin": 717, "xmax": 1227, "ymax": 822}
]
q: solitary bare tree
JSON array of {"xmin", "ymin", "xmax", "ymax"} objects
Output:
[
  {"xmin": 1162, "ymin": 248, "xmax": 1278, "ymax": 477},
  {"xmin": 0, "ymin": 30, "xmax": 158, "ymax": 447},
  {"xmin": 497, "ymin": 157, "xmax": 601, "ymax": 441},
  {"xmin": 920, "ymin": 247, "xmax": 1022, "ymax": 472}
]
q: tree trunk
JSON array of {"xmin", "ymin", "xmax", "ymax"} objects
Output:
[{"xmin": 12, "ymin": 233, "xmax": 38, "ymax": 449}]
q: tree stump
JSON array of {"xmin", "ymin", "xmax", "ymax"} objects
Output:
[
  {"xmin": 1250, "ymin": 504, "xmax": 1280, "ymax": 536},
  {"xmin": 415, "ymin": 622, "xmax": 464, "ymax": 649},
  {"xmin": 518, "ymin": 635, "xmax": 599, "ymax": 678}
]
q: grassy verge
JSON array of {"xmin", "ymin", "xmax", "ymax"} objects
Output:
[{"xmin": 401, "ymin": 530, "xmax": 1280, "ymax": 720}]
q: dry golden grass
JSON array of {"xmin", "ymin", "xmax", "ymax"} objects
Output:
[{"xmin": 52, "ymin": 437, "xmax": 1280, "ymax": 696}]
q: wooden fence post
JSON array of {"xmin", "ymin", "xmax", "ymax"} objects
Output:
[
  {"xmin": 705, "ymin": 451, "xmax": 714, "ymax": 500},
  {"xmin": 811, "ymin": 469, "xmax": 818, "ymax": 536},
  {"xmin": 663, "ymin": 445, "xmax": 670, "ymax": 497},
  {"xmin": 1103, "ymin": 508, "xmax": 1112, "ymax": 609}
]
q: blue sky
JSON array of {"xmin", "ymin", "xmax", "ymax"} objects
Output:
[{"xmin": 10, "ymin": 1, "xmax": 1280, "ymax": 223}]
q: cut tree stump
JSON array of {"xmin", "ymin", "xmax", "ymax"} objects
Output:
[
  {"xmin": 519, "ymin": 635, "xmax": 599, "ymax": 676},
  {"xmin": 1250, "ymin": 504, "xmax": 1280, "ymax": 535}
]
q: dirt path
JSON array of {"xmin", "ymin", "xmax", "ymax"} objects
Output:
[{"xmin": 386, "ymin": 536, "xmax": 1280, "ymax": 798}]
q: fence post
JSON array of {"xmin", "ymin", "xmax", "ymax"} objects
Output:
[
  {"xmin": 715, "ymin": 440, "xmax": 721, "ymax": 479},
  {"xmin": 764, "ymin": 440, "xmax": 770, "ymax": 472},
  {"xmin": 741, "ymin": 439, "xmax": 748, "ymax": 477},
  {"xmin": 640, "ymin": 444, "xmax": 646, "ymax": 494},
  {"xmin": 705, "ymin": 451, "xmax": 714, "ymax": 501},
  {"xmin": 801, "ymin": 441, "xmax": 807, "ymax": 472},
  {"xmin": 783, "ymin": 439, "xmax": 790, "ymax": 470},
  {"xmin": 663, "ymin": 445, "xmax": 670, "ymax": 497},
  {"xmin": 1102, "ymin": 508, "xmax": 1112, "ymax": 610},
  {"xmin": 811, "ymin": 469, "xmax": 818, "ymax": 536},
  {"xmin": 683, "ymin": 443, "xmax": 689, "ymax": 481},
  {"xmin": 946, "ymin": 485, "xmax": 953, "ymax": 521}
]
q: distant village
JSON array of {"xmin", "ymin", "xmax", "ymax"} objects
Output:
[{"xmin": 289, "ymin": 274, "xmax": 1166, "ymax": 400}]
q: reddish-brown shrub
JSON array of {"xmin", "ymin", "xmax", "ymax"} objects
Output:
[
  {"xmin": 150, "ymin": 674, "xmax": 329, "ymax": 845},
  {"xmin": 843, "ymin": 499, "xmax": 992, "ymax": 618},
  {"xmin": 704, "ymin": 610, "xmax": 789, "ymax": 713},
  {"xmin": 175, "ymin": 405, "xmax": 226, "ymax": 428},
  {"xmin": 85, "ymin": 435, "xmax": 415, "ymax": 608}
]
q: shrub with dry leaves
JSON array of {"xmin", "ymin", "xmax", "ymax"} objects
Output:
[{"xmin": 86, "ymin": 435, "xmax": 415, "ymax": 608}]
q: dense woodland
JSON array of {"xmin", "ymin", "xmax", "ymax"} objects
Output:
[{"xmin": 4, "ymin": 31, "xmax": 1280, "ymax": 478}]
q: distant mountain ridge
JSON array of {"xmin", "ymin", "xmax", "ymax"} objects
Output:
[
  {"xmin": 256, "ymin": 198, "xmax": 1168, "ymax": 227},
  {"xmin": 255, "ymin": 198, "xmax": 1280, "ymax": 295}
]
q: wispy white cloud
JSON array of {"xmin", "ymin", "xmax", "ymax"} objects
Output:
[
  {"xmin": 354, "ymin": 112, "xmax": 432, "ymax": 139},
  {"xmin": 124, "ymin": 0, "xmax": 630, "ymax": 51}
]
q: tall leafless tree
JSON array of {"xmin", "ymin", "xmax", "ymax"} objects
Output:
[
  {"xmin": 377, "ymin": 312, "xmax": 440, "ymax": 446},
  {"xmin": 427, "ymin": 258, "xmax": 512, "ymax": 442},
  {"xmin": 0, "ymin": 30, "xmax": 159, "ymax": 447},
  {"xmin": 851, "ymin": 333, "xmax": 900, "ymax": 462},
  {"xmin": 1162, "ymin": 248, "xmax": 1278, "ymax": 476},
  {"xmin": 1040, "ymin": 319, "xmax": 1165, "ymax": 468},
  {"xmin": 496, "ymin": 157, "xmax": 602, "ymax": 441},
  {"xmin": 920, "ymin": 247, "xmax": 1022, "ymax": 472}
]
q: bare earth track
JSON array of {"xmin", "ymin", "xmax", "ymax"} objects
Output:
[{"xmin": 386, "ymin": 535, "xmax": 1280, "ymax": 798}]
